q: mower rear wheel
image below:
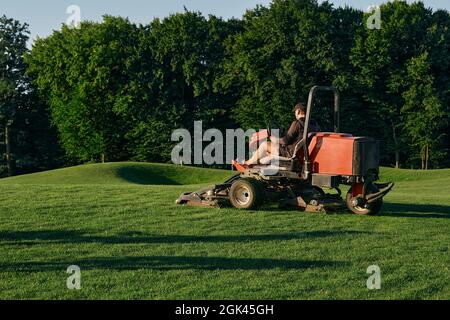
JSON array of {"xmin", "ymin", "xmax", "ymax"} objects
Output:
[
  {"xmin": 346, "ymin": 184, "xmax": 383, "ymax": 215},
  {"xmin": 229, "ymin": 178, "xmax": 264, "ymax": 210}
]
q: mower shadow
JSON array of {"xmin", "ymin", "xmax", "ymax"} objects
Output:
[
  {"xmin": 380, "ymin": 203, "xmax": 450, "ymax": 219},
  {"xmin": 0, "ymin": 255, "xmax": 347, "ymax": 272},
  {"xmin": 0, "ymin": 229, "xmax": 367, "ymax": 245}
]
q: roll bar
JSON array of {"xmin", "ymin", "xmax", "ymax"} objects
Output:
[{"xmin": 302, "ymin": 86, "xmax": 340, "ymax": 179}]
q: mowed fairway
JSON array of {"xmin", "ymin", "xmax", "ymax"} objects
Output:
[{"xmin": 0, "ymin": 162, "xmax": 449, "ymax": 299}]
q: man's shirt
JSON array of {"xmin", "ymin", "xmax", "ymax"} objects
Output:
[{"xmin": 281, "ymin": 118, "xmax": 320, "ymax": 155}]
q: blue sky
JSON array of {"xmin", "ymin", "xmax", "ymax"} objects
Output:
[{"xmin": 2, "ymin": 0, "xmax": 449, "ymax": 46}]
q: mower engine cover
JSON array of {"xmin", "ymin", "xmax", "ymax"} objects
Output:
[{"xmin": 308, "ymin": 133, "xmax": 379, "ymax": 176}]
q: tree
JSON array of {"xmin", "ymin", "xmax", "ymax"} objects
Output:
[
  {"xmin": 349, "ymin": 1, "xmax": 447, "ymax": 168},
  {"xmin": 218, "ymin": 0, "xmax": 361, "ymax": 132},
  {"xmin": 0, "ymin": 15, "xmax": 30, "ymax": 176},
  {"xmin": 425, "ymin": 9, "xmax": 450, "ymax": 168},
  {"xmin": 13, "ymin": 89, "xmax": 65, "ymax": 174},
  {"xmin": 27, "ymin": 13, "xmax": 241, "ymax": 164},
  {"xmin": 27, "ymin": 16, "xmax": 141, "ymax": 163},
  {"xmin": 402, "ymin": 52, "xmax": 447, "ymax": 169},
  {"xmin": 120, "ymin": 12, "xmax": 242, "ymax": 162},
  {"xmin": 19, "ymin": 2, "xmax": 450, "ymax": 169}
]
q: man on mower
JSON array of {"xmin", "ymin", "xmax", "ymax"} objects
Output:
[{"xmin": 244, "ymin": 102, "xmax": 320, "ymax": 165}]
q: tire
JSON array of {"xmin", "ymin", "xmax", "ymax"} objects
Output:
[
  {"xmin": 346, "ymin": 184, "xmax": 383, "ymax": 215},
  {"xmin": 229, "ymin": 178, "xmax": 264, "ymax": 210}
]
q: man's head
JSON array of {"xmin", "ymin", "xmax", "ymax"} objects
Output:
[{"xmin": 293, "ymin": 102, "xmax": 306, "ymax": 120}]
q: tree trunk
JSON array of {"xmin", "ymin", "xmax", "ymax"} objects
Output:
[
  {"xmin": 391, "ymin": 120, "xmax": 400, "ymax": 168},
  {"xmin": 5, "ymin": 123, "xmax": 14, "ymax": 177},
  {"xmin": 421, "ymin": 145, "xmax": 426, "ymax": 170},
  {"xmin": 425, "ymin": 144, "xmax": 429, "ymax": 170},
  {"xmin": 101, "ymin": 153, "xmax": 105, "ymax": 164},
  {"xmin": 395, "ymin": 150, "xmax": 400, "ymax": 169}
]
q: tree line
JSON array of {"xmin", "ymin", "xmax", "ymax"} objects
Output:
[{"xmin": 1, "ymin": 0, "xmax": 449, "ymax": 177}]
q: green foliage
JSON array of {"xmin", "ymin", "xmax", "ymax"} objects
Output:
[
  {"xmin": 26, "ymin": 16, "xmax": 141, "ymax": 162},
  {"xmin": 0, "ymin": 15, "xmax": 62, "ymax": 177},
  {"xmin": 350, "ymin": 1, "xmax": 449, "ymax": 168},
  {"xmin": 27, "ymin": 13, "xmax": 240, "ymax": 163},
  {"xmin": 0, "ymin": 15, "xmax": 30, "ymax": 176},
  {"xmin": 402, "ymin": 52, "xmax": 447, "ymax": 167},
  {"xmin": 218, "ymin": 0, "xmax": 362, "ymax": 131},
  {"xmin": 5, "ymin": 1, "xmax": 450, "ymax": 172},
  {"xmin": 122, "ymin": 12, "xmax": 241, "ymax": 161}
]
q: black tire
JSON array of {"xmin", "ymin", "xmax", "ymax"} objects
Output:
[
  {"xmin": 229, "ymin": 178, "xmax": 264, "ymax": 210},
  {"xmin": 346, "ymin": 184, "xmax": 383, "ymax": 215}
]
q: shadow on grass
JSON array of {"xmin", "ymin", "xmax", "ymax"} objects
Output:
[
  {"xmin": 0, "ymin": 255, "xmax": 347, "ymax": 272},
  {"xmin": 0, "ymin": 230, "xmax": 367, "ymax": 245},
  {"xmin": 116, "ymin": 166, "xmax": 180, "ymax": 185},
  {"xmin": 381, "ymin": 203, "xmax": 450, "ymax": 219}
]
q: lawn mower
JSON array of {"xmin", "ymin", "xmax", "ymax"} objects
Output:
[{"xmin": 176, "ymin": 86, "xmax": 394, "ymax": 215}]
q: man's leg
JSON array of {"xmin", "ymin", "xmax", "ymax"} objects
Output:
[
  {"xmin": 259, "ymin": 140, "xmax": 281, "ymax": 165},
  {"xmin": 245, "ymin": 141, "xmax": 273, "ymax": 165}
]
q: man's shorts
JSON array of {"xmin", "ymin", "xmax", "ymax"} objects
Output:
[{"xmin": 279, "ymin": 144, "xmax": 293, "ymax": 158}]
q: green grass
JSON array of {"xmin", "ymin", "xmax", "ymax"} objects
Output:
[
  {"xmin": 0, "ymin": 162, "xmax": 232, "ymax": 185},
  {"xmin": 0, "ymin": 162, "xmax": 449, "ymax": 299}
]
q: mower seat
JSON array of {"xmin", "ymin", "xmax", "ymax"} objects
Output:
[{"xmin": 267, "ymin": 132, "xmax": 318, "ymax": 164}]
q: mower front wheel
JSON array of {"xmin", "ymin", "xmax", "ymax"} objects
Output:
[
  {"xmin": 346, "ymin": 185, "xmax": 383, "ymax": 215},
  {"xmin": 229, "ymin": 178, "xmax": 264, "ymax": 210}
]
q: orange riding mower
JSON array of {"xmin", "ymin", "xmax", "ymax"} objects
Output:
[{"xmin": 176, "ymin": 86, "xmax": 394, "ymax": 214}]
